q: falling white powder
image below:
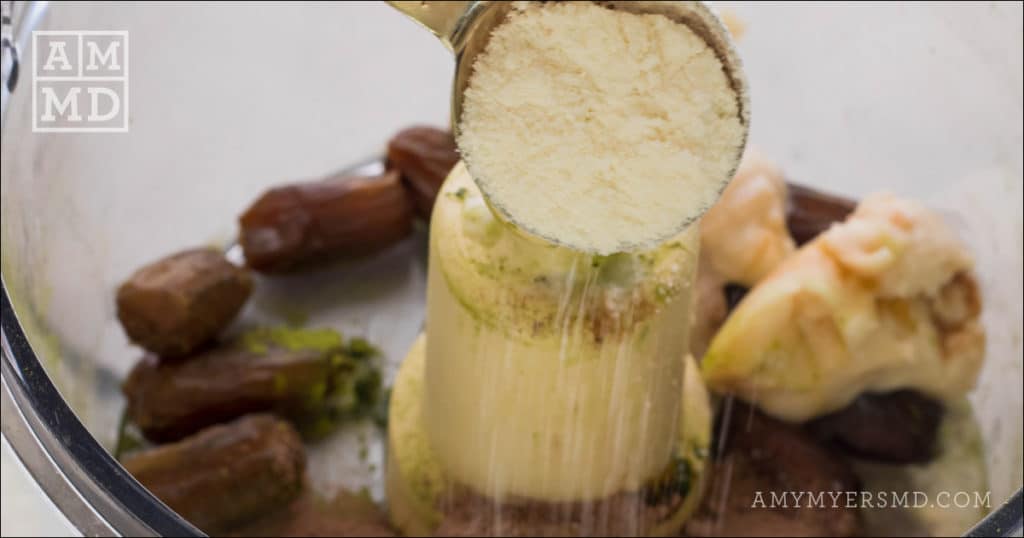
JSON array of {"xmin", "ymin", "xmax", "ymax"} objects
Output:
[{"xmin": 458, "ymin": 1, "xmax": 745, "ymax": 254}]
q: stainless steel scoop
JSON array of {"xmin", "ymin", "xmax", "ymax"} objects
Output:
[
  {"xmin": 387, "ymin": 0, "xmax": 750, "ymax": 143},
  {"xmin": 388, "ymin": 1, "xmax": 751, "ymax": 254}
]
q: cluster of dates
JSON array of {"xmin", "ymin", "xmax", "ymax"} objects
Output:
[{"xmin": 111, "ymin": 127, "xmax": 457, "ymax": 535}]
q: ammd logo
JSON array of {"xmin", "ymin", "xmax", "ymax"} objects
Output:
[{"xmin": 32, "ymin": 31, "xmax": 129, "ymax": 132}]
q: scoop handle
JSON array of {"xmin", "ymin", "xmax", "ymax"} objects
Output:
[{"xmin": 386, "ymin": 1, "xmax": 473, "ymax": 52}]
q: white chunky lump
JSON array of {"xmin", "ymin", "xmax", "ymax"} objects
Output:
[
  {"xmin": 703, "ymin": 193, "xmax": 985, "ymax": 421},
  {"xmin": 700, "ymin": 148, "xmax": 795, "ymax": 287}
]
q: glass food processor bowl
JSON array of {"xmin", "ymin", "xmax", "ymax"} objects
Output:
[{"xmin": 1, "ymin": 2, "xmax": 1021, "ymax": 536}]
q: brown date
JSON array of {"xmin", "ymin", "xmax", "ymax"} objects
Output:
[
  {"xmin": 808, "ymin": 390, "xmax": 945, "ymax": 464},
  {"xmin": 786, "ymin": 183, "xmax": 857, "ymax": 245},
  {"xmin": 228, "ymin": 490, "xmax": 396, "ymax": 537},
  {"xmin": 239, "ymin": 170, "xmax": 413, "ymax": 273},
  {"xmin": 122, "ymin": 344, "xmax": 331, "ymax": 442},
  {"xmin": 116, "ymin": 248, "xmax": 253, "ymax": 358},
  {"xmin": 686, "ymin": 401, "xmax": 862, "ymax": 537},
  {"xmin": 121, "ymin": 414, "xmax": 305, "ymax": 534},
  {"xmin": 386, "ymin": 126, "xmax": 459, "ymax": 217}
]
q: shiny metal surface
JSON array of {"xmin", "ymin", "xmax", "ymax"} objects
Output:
[
  {"xmin": 387, "ymin": 0, "xmax": 750, "ymax": 147},
  {"xmin": 387, "ymin": 0, "xmax": 751, "ymax": 251},
  {"xmin": 0, "ymin": 2, "xmax": 195, "ymax": 536},
  {"xmin": 1, "ymin": 1, "xmax": 45, "ymax": 114},
  {"xmin": 1, "ymin": 0, "xmax": 21, "ymax": 93}
]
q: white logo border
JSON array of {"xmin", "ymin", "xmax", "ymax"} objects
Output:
[{"xmin": 32, "ymin": 30, "xmax": 130, "ymax": 133}]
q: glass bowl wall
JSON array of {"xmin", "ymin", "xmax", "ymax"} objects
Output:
[{"xmin": 2, "ymin": 2, "xmax": 1021, "ymax": 536}]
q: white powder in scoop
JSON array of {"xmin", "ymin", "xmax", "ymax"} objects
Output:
[{"xmin": 458, "ymin": 1, "xmax": 745, "ymax": 254}]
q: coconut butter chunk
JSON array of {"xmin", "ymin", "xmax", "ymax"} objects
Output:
[{"xmin": 458, "ymin": 2, "xmax": 745, "ymax": 254}]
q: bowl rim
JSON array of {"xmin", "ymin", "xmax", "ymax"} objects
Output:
[{"xmin": 2, "ymin": 286, "xmax": 201, "ymax": 537}]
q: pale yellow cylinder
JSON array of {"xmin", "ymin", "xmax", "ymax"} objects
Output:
[{"xmin": 423, "ymin": 163, "xmax": 700, "ymax": 502}]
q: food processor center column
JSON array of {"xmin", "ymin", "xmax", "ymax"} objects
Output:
[{"xmin": 421, "ymin": 164, "xmax": 700, "ymax": 502}]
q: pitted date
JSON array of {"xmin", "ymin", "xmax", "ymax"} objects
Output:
[
  {"xmin": 122, "ymin": 345, "xmax": 331, "ymax": 442},
  {"xmin": 386, "ymin": 126, "xmax": 459, "ymax": 217},
  {"xmin": 116, "ymin": 248, "xmax": 253, "ymax": 357},
  {"xmin": 239, "ymin": 170, "xmax": 414, "ymax": 273},
  {"xmin": 786, "ymin": 183, "xmax": 857, "ymax": 245},
  {"xmin": 121, "ymin": 414, "xmax": 306, "ymax": 534}
]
